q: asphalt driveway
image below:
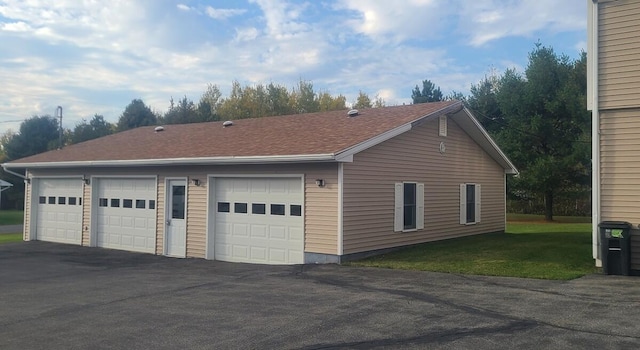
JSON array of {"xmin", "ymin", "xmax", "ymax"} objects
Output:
[{"xmin": 1, "ymin": 242, "xmax": 639, "ymax": 349}]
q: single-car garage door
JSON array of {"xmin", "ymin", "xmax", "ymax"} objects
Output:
[
  {"xmin": 35, "ymin": 178, "xmax": 83, "ymax": 244},
  {"xmin": 96, "ymin": 178, "xmax": 157, "ymax": 253},
  {"xmin": 213, "ymin": 177, "xmax": 304, "ymax": 264}
]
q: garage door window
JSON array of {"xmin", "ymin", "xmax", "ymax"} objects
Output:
[
  {"xmin": 290, "ymin": 205, "xmax": 302, "ymax": 216},
  {"xmin": 111, "ymin": 199, "xmax": 120, "ymax": 207},
  {"xmin": 39, "ymin": 196, "xmax": 46, "ymax": 204},
  {"xmin": 99, "ymin": 198, "xmax": 108, "ymax": 207},
  {"xmin": 252, "ymin": 203, "xmax": 266, "ymax": 214},
  {"xmin": 68, "ymin": 197, "xmax": 77, "ymax": 205},
  {"xmin": 271, "ymin": 204, "xmax": 285, "ymax": 215},
  {"xmin": 218, "ymin": 202, "xmax": 230, "ymax": 213},
  {"xmin": 234, "ymin": 202, "xmax": 248, "ymax": 214},
  {"xmin": 136, "ymin": 200, "xmax": 145, "ymax": 209},
  {"xmin": 48, "ymin": 196, "xmax": 55, "ymax": 204},
  {"xmin": 58, "ymin": 196, "xmax": 66, "ymax": 205},
  {"xmin": 149, "ymin": 200, "xmax": 155, "ymax": 209}
]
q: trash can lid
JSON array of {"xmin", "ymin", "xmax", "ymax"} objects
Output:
[{"xmin": 598, "ymin": 221, "xmax": 632, "ymax": 229}]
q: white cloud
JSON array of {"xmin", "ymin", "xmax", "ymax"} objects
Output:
[
  {"xmin": 234, "ymin": 27, "xmax": 259, "ymax": 42},
  {"xmin": 249, "ymin": 0, "xmax": 310, "ymax": 40},
  {"xmin": 205, "ymin": 7, "xmax": 246, "ymax": 20},
  {"xmin": 176, "ymin": 4, "xmax": 191, "ymax": 12},
  {"xmin": 459, "ymin": 0, "xmax": 586, "ymax": 46},
  {"xmin": 0, "ymin": 21, "xmax": 31, "ymax": 32}
]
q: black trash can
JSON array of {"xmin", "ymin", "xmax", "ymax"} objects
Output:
[{"xmin": 599, "ymin": 221, "xmax": 632, "ymax": 276}]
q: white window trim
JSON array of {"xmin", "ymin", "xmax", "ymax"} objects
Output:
[
  {"xmin": 394, "ymin": 182, "xmax": 425, "ymax": 232},
  {"xmin": 460, "ymin": 183, "xmax": 481, "ymax": 225}
]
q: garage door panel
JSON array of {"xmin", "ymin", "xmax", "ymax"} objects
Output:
[
  {"xmin": 214, "ymin": 177, "xmax": 303, "ymax": 264},
  {"xmin": 36, "ymin": 178, "xmax": 83, "ymax": 245},
  {"xmin": 96, "ymin": 178, "xmax": 156, "ymax": 253}
]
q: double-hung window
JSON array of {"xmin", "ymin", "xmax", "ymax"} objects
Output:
[
  {"xmin": 394, "ymin": 182, "xmax": 424, "ymax": 232},
  {"xmin": 460, "ymin": 183, "xmax": 481, "ymax": 224}
]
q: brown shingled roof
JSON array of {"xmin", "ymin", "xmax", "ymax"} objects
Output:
[{"xmin": 8, "ymin": 101, "xmax": 460, "ymax": 165}]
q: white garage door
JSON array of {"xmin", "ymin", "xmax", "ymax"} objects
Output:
[
  {"xmin": 96, "ymin": 178, "xmax": 157, "ymax": 253},
  {"xmin": 214, "ymin": 177, "xmax": 304, "ymax": 264},
  {"xmin": 35, "ymin": 178, "xmax": 83, "ymax": 244}
]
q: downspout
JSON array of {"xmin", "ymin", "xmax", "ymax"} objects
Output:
[{"xmin": 588, "ymin": 0, "xmax": 602, "ymax": 267}]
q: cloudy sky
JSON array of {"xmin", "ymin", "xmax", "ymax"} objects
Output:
[{"xmin": 0, "ymin": 0, "xmax": 586, "ymax": 134}]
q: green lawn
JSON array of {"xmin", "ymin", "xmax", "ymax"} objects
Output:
[
  {"xmin": 0, "ymin": 210, "xmax": 23, "ymax": 225},
  {"xmin": 348, "ymin": 216, "xmax": 596, "ymax": 280},
  {"xmin": 0, "ymin": 233, "xmax": 23, "ymax": 244}
]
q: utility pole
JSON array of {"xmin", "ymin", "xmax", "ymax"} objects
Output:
[{"xmin": 56, "ymin": 106, "xmax": 63, "ymax": 149}]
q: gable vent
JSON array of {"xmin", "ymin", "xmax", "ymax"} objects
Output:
[
  {"xmin": 154, "ymin": 126, "xmax": 165, "ymax": 132},
  {"xmin": 347, "ymin": 109, "xmax": 359, "ymax": 117},
  {"xmin": 223, "ymin": 121, "xmax": 233, "ymax": 127}
]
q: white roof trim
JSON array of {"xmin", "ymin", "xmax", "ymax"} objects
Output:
[
  {"xmin": 455, "ymin": 107, "xmax": 518, "ymax": 174},
  {"xmin": 3, "ymin": 154, "xmax": 338, "ymax": 169}
]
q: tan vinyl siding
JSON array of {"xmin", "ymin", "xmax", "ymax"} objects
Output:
[
  {"xmin": 600, "ymin": 109, "xmax": 640, "ymax": 268},
  {"xmin": 28, "ymin": 163, "xmax": 339, "ymax": 257},
  {"xmin": 342, "ymin": 116, "xmax": 505, "ymax": 254},
  {"xmin": 600, "ymin": 109, "xmax": 640, "ymax": 223},
  {"xmin": 598, "ymin": 1, "xmax": 640, "ymax": 110},
  {"xmin": 81, "ymin": 183, "xmax": 91, "ymax": 246},
  {"xmin": 186, "ymin": 174, "xmax": 207, "ymax": 258},
  {"xmin": 156, "ymin": 175, "xmax": 165, "ymax": 255},
  {"xmin": 303, "ymin": 167, "xmax": 338, "ymax": 254}
]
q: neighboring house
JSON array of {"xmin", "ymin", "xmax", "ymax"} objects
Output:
[
  {"xmin": 2, "ymin": 100, "xmax": 517, "ymax": 265},
  {"xmin": 588, "ymin": 0, "xmax": 640, "ymax": 271}
]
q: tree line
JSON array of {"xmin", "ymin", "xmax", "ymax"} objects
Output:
[{"xmin": 0, "ymin": 44, "xmax": 590, "ymax": 220}]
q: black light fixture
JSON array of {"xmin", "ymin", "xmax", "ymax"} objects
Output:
[
  {"xmin": 82, "ymin": 176, "xmax": 90, "ymax": 185},
  {"xmin": 191, "ymin": 178, "xmax": 201, "ymax": 186},
  {"xmin": 315, "ymin": 179, "xmax": 325, "ymax": 187}
]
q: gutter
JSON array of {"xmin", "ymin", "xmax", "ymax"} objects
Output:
[
  {"xmin": 2, "ymin": 166, "xmax": 27, "ymax": 180},
  {"xmin": 2, "ymin": 153, "xmax": 339, "ymax": 169}
]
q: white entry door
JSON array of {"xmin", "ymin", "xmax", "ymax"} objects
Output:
[{"xmin": 165, "ymin": 180, "xmax": 187, "ymax": 257}]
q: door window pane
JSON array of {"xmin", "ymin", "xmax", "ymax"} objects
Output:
[
  {"xmin": 218, "ymin": 202, "xmax": 230, "ymax": 212},
  {"xmin": 111, "ymin": 199, "xmax": 120, "ymax": 207},
  {"xmin": 252, "ymin": 203, "xmax": 266, "ymax": 214},
  {"xmin": 271, "ymin": 204, "xmax": 285, "ymax": 216},
  {"xmin": 234, "ymin": 202, "xmax": 247, "ymax": 214},
  {"xmin": 171, "ymin": 185, "xmax": 185, "ymax": 219},
  {"xmin": 58, "ymin": 196, "xmax": 66, "ymax": 205},
  {"xmin": 149, "ymin": 200, "xmax": 155, "ymax": 210},
  {"xmin": 290, "ymin": 205, "xmax": 302, "ymax": 216},
  {"xmin": 123, "ymin": 199, "xmax": 133, "ymax": 208},
  {"xmin": 99, "ymin": 198, "xmax": 108, "ymax": 207},
  {"xmin": 48, "ymin": 196, "xmax": 55, "ymax": 204},
  {"xmin": 136, "ymin": 200, "xmax": 145, "ymax": 209},
  {"xmin": 39, "ymin": 196, "xmax": 46, "ymax": 204},
  {"xmin": 68, "ymin": 197, "xmax": 77, "ymax": 205}
]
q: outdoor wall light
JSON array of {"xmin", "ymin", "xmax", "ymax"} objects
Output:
[
  {"xmin": 82, "ymin": 176, "xmax": 90, "ymax": 185},
  {"xmin": 191, "ymin": 178, "xmax": 201, "ymax": 186},
  {"xmin": 315, "ymin": 179, "xmax": 325, "ymax": 187}
]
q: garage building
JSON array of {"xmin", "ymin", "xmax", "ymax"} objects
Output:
[{"xmin": 3, "ymin": 101, "xmax": 517, "ymax": 264}]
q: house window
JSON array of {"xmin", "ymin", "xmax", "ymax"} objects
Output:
[
  {"xmin": 439, "ymin": 115, "xmax": 447, "ymax": 137},
  {"xmin": 394, "ymin": 182, "xmax": 424, "ymax": 232},
  {"xmin": 404, "ymin": 183, "xmax": 417, "ymax": 229},
  {"xmin": 460, "ymin": 183, "xmax": 481, "ymax": 225}
]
